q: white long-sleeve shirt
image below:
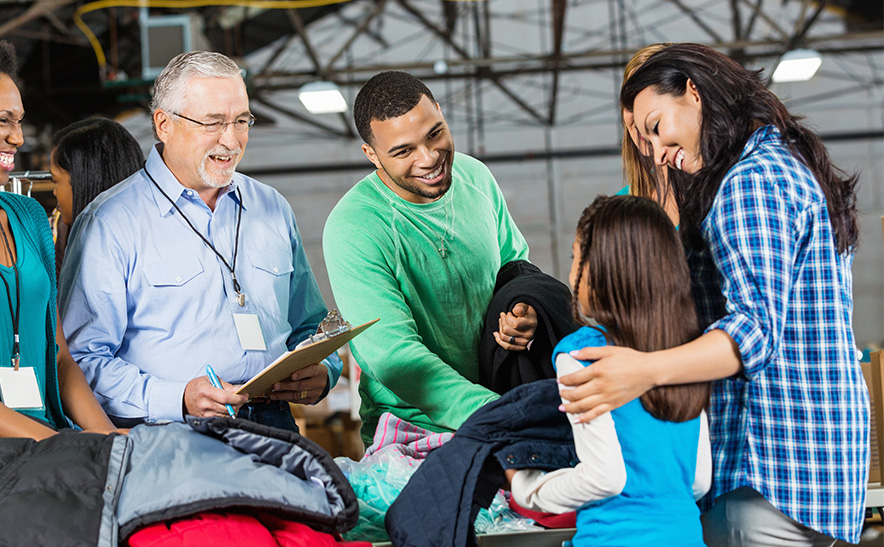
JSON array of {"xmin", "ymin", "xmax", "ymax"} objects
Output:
[{"xmin": 511, "ymin": 354, "xmax": 711, "ymax": 513}]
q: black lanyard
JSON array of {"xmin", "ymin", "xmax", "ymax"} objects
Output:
[
  {"xmin": 143, "ymin": 163, "xmax": 245, "ymax": 305},
  {"xmin": 0, "ymin": 217, "xmax": 20, "ymax": 370}
]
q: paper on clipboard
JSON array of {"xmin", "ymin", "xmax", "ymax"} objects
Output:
[{"xmin": 236, "ymin": 318, "xmax": 378, "ymax": 398}]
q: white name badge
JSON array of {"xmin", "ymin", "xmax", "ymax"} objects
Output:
[
  {"xmin": 0, "ymin": 366, "xmax": 45, "ymax": 409},
  {"xmin": 233, "ymin": 313, "xmax": 267, "ymax": 351}
]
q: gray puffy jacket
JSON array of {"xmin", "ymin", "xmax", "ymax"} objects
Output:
[{"xmin": 0, "ymin": 417, "xmax": 358, "ymax": 547}]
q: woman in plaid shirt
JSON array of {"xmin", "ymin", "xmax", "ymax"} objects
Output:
[{"xmin": 561, "ymin": 43, "xmax": 866, "ymax": 546}]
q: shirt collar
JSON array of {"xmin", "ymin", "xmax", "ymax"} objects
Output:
[
  {"xmin": 144, "ymin": 144, "xmax": 242, "ymax": 216},
  {"xmin": 738, "ymin": 124, "xmax": 778, "ymax": 162}
]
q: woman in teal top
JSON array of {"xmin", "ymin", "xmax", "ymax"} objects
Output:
[{"xmin": 0, "ymin": 40, "xmax": 116, "ymax": 439}]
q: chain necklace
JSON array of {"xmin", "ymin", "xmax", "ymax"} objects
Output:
[
  {"xmin": 372, "ymin": 177, "xmax": 454, "ymax": 258},
  {"xmin": 403, "ymin": 194, "xmax": 453, "ymax": 258}
]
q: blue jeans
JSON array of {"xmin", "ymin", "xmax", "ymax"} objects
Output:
[{"xmin": 237, "ymin": 400, "xmax": 300, "ymax": 434}]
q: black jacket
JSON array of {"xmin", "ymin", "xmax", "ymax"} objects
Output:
[
  {"xmin": 479, "ymin": 260, "xmax": 579, "ymax": 394},
  {"xmin": 385, "ymin": 379, "xmax": 576, "ymax": 547}
]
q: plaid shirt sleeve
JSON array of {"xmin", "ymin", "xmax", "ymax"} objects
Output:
[
  {"xmin": 701, "ymin": 155, "xmax": 802, "ymax": 377},
  {"xmin": 697, "ymin": 126, "xmax": 868, "ymax": 543}
]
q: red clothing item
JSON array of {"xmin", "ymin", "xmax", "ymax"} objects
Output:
[
  {"xmin": 126, "ymin": 511, "xmax": 371, "ymax": 547},
  {"xmin": 508, "ymin": 495, "xmax": 577, "ymax": 529}
]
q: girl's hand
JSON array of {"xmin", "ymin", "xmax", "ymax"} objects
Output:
[
  {"xmin": 557, "ymin": 345, "xmax": 657, "ymax": 423},
  {"xmin": 504, "ymin": 468, "xmax": 519, "ymax": 491}
]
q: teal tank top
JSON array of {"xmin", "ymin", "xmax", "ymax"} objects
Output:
[{"xmin": 0, "ymin": 205, "xmax": 52, "ymax": 425}]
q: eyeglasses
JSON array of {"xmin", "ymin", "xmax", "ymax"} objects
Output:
[{"xmin": 171, "ymin": 112, "xmax": 256, "ymax": 135}]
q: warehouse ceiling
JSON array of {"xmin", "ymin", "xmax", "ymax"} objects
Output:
[{"xmin": 0, "ymin": 0, "xmax": 880, "ymax": 167}]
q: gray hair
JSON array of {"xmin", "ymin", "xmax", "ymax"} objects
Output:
[{"xmin": 149, "ymin": 51, "xmax": 243, "ymax": 139}]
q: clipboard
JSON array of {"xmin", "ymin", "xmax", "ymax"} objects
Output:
[{"xmin": 236, "ymin": 318, "xmax": 378, "ymax": 398}]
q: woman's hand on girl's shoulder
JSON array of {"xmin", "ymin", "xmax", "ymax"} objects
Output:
[{"xmin": 557, "ymin": 345, "xmax": 656, "ymax": 423}]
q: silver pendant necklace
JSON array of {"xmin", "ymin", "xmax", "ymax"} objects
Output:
[
  {"xmin": 405, "ymin": 196, "xmax": 452, "ymax": 258},
  {"xmin": 373, "ymin": 176, "xmax": 454, "ymax": 258}
]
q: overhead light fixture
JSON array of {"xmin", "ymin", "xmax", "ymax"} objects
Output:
[
  {"xmin": 771, "ymin": 49, "xmax": 822, "ymax": 83},
  {"xmin": 298, "ymin": 81, "xmax": 347, "ymax": 114}
]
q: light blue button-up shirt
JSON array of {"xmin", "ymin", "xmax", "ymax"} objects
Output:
[{"xmin": 59, "ymin": 144, "xmax": 341, "ymax": 422}]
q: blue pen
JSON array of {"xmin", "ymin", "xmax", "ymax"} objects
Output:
[{"xmin": 205, "ymin": 364, "xmax": 237, "ymax": 419}]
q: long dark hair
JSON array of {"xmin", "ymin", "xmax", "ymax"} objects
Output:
[
  {"xmin": 573, "ymin": 195, "xmax": 709, "ymax": 422},
  {"xmin": 620, "ymin": 43, "xmax": 858, "ymax": 254},
  {"xmin": 51, "ymin": 118, "xmax": 144, "ymax": 223}
]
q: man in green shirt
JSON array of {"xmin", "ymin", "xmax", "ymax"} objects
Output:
[{"xmin": 323, "ymin": 71, "xmax": 537, "ymax": 445}]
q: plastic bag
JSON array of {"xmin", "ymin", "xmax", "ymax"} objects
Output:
[
  {"xmin": 337, "ymin": 450, "xmax": 536, "ymax": 542},
  {"xmin": 337, "ymin": 449, "xmax": 418, "ymax": 542},
  {"xmin": 475, "ymin": 490, "xmax": 539, "ymax": 535}
]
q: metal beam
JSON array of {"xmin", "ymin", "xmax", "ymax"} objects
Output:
[
  {"xmin": 666, "ymin": 0, "xmax": 726, "ymax": 43},
  {"xmin": 251, "ymin": 31, "xmax": 884, "ymax": 91},
  {"xmin": 325, "ymin": 0, "xmax": 389, "ymax": 72},
  {"xmin": 790, "ymin": 0, "xmax": 826, "ymax": 47},
  {"xmin": 396, "ymin": 0, "xmax": 547, "ymax": 125},
  {"xmin": 729, "ymin": 0, "xmax": 743, "ymax": 40},
  {"xmin": 548, "ymin": 0, "xmax": 567, "ymax": 125},
  {"xmin": 239, "ymin": 130, "xmax": 884, "ymax": 177},
  {"xmin": 283, "ymin": 8, "xmax": 356, "ymax": 139},
  {"xmin": 286, "ymin": 8, "xmax": 323, "ymax": 73},
  {"xmin": 743, "ymin": 0, "xmax": 763, "ymax": 41},
  {"xmin": 0, "ymin": 0, "xmax": 75, "ymax": 37},
  {"xmin": 253, "ymin": 95, "xmax": 355, "ymax": 140},
  {"xmin": 333, "ymin": 7, "xmax": 388, "ymax": 48},
  {"xmin": 736, "ymin": 0, "xmax": 791, "ymax": 41},
  {"xmin": 255, "ymin": 33, "xmax": 298, "ymax": 79},
  {"xmin": 441, "ymin": 0, "xmax": 457, "ymax": 36}
]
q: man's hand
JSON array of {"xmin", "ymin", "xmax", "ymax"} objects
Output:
[
  {"xmin": 558, "ymin": 345, "xmax": 655, "ymax": 423},
  {"xmin": 493, "ymin": 303, "xmax": 538, "ymax": 352},
  {"xmin": 183, "ymin": 376, "xmax": 248, "ymax": 418},
  {"xmin": 269, "ymin": 363, "xmax": 329, "ymax": 405}
]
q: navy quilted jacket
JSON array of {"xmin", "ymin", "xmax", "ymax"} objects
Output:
[{"xmin": 386, "ymin": 379, "xmax": 576, "ymax": 547}]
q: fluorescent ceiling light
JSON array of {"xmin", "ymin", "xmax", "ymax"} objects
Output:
[
  {"xmin": 298, "ymin": 81, "xmax": 347, "ymax": 114},
  {"xmin": 772, "ymin": 49, "xmax": 822, "ymax": 83}
]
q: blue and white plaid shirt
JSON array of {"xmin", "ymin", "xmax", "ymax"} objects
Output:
[{"xmin": 690, "ymin": 126, "xmax": 868, "ymax": 543}]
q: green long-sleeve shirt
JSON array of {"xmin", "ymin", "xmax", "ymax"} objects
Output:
[{"xmin": 323, "ymin": 153, "xmax": 529, "ymax": 444}]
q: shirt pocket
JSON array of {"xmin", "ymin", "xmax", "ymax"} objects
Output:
[
  {"xmin": 141, "ymin": 255, "xmax": 210, "ymax": 331},
  {"xmin": 246, "ymin": 248, "xmax": 295, "ymax": 321}
]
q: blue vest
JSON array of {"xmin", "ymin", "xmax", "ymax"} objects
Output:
[{"xmin": 555, "ymin": 327, "xmax": 704, "ymax": 547}]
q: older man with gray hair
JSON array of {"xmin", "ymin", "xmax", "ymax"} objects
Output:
[{"xmin": 59, "ymin": 51, "xmax": 341, "ymax": 430}]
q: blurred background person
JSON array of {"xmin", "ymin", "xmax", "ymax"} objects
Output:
[
  {"xmin": 618, "ymin": 43, "xmax": 679, "ymax": 226},
  {"xmin": 50, "ymin": 118, "xmax": 143, "ymax": 280}
]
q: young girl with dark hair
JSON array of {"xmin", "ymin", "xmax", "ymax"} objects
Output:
[
  {"xmin": 508, "ymin": 194, "xmax": 711, "ymax": 546},
  {"xmin": 561, "ymin": 43, "xmax": 866, "ymax": 546}
]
